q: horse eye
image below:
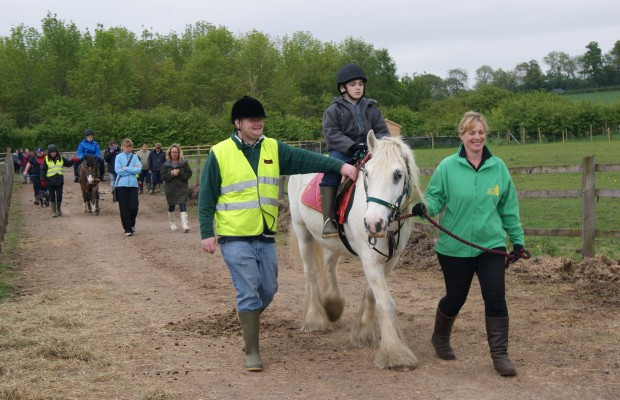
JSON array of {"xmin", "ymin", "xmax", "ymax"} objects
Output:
[{"xmin": 393, "ymin": 170, "xmax": 402, "ymax": 183}]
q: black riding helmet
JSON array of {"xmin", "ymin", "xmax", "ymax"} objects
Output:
[
  {"xmin": 47, "ymin": 144, "xmax": 58, "ymax": 153},
  {"xmin": 336, "ymin": 63, "xmax": 367, "ymax": 93},
  {"xmin": 84, "ymin": 128, "xmax": 94, "ymax": 137},
  {"xmin": 230, "ymin": 96, "xmax": 267, "ymax": 124}
]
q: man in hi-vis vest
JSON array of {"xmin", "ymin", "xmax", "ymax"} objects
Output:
[{"xmin": 199, "ymin": 96, "xmax": 358, "ymax": 372}]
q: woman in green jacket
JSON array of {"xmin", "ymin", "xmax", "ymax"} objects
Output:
[
  {"xmin": 412, "ymin": 111, "xmax": 525, "ymax": 377},
  {"xmin": 161, "ymin": 144, "xmax": 192, "ymax": 232}
]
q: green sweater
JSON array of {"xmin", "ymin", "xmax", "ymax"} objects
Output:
[
  {"xmin": 199, "ymin": 133, "xmax": 345, "ymax": 239},
  {"xmin": 425, "ymin": 145, "xmax": 524, "ymax": 257}
]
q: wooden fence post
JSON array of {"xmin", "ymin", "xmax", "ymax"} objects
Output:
[
  {"xmin": 538, "ymin": 127, "xmax": 541, "ymax": 144},
  {"xmin": 589, "ymin": 124, "xmax": 593, "ymax": 142},
  {"xmin": 194, "ymin": 150, "xmax": 201, "ymax": 188},
  {"xmin": 581, "ymin": 156, "xmax": 596, "ymax": 258}
]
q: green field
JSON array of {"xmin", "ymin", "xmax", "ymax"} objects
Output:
[
  {"xmin": 413, "ymin": 140, "xmax": 620, "ymax": 260},
  {"xmin": 563, "ymin": 89, "xmax": 620, "ymax": 105}
]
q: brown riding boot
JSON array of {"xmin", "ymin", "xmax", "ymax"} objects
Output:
[
  {"xmin": 486, "ymin": 317, "xmax": 517, "ymax": 376},
  {"xmin": 320, "ymin": 186, "xmax": 338, "ymax": 238},
  {"xmin": 238, "ymin": 310, "xmax": 263, "ymax": 371},
  {"xmin": 431, "ymin": 307, "xmax": 457, "ymax": 360}
]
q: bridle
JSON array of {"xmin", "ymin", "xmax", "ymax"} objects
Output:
[{"xmin": 360, "ymin": 152, "xmax": 414, "ymax": 262}]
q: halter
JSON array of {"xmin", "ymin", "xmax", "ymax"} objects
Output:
[{"xmin": 361, "ymin": 152, "xmax": 413, "ymax": 261}]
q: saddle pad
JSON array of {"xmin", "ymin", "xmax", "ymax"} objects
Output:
[{"xmin": 301, "ymin": 173, "xmax": 324, "ymax": 212}]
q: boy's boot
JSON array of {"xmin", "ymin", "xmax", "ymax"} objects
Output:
[
  {"xmin": 238, "ymin": 310, "xmax": 263, "ymax": 371},
  {"xmin": 168, "ymin": 212, "xmax": 178, "ymax": 231},
  {"xmin": 50, "ymin": 202, "xmax": 58, "ymax": 218},
  {"xmin": 180, "ymin": 211, "xmax": 190, "ymax": 233},
  {"xmin": 320, "ymin": 186, "xmax": 338, "ymax": 238},
  {"xmin": 431, "ymin": 308, "xmax": 457, "ymax": 360},
  {"xmin": 486, "ymin": 317, "xmax": 517, "ymax": 376}
]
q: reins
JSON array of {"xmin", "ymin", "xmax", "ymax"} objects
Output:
[{"xmin": 396, "ymin": 210, "xmax": 531, "ymax": 267}]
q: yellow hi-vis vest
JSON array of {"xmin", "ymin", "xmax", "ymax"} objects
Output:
[
  {"xmin": 212, "ymin": 137, "xmax": 280, "ymax": 236},
  {"xmin": 45, "ymin": 156, "xmax": 64, "ymax": 177}
]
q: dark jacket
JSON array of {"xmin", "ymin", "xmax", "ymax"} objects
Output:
[
  {"xmin": 161, "ymin": 160, "xmax": 192, "ymax": 205},
  {"xmin": 148, "ymin": 150, "xmax": 166, "ymax": 172},
  {"xmin": 103, "ymin": 146, "xmax": 122, "ymax": 173},
  {"xmin": 322, "ymin": 96, "xmax": 390, "ymax": 154},
  {"xmin": 41, "ymin": 155, "xmax": 74, "ymax": 186}
]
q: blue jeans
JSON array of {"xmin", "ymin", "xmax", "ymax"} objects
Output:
[
  {"xmin": 320, "ymin": 150, "xmax": 352, "ymax": 187},
  {"xmin": 220, "ymin": 239, "xmax": 278, "ymax": 312}
]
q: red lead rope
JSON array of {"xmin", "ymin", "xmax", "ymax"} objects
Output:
[{"xmin": 396, "ymin": 210, "xmax": 531, "ymax": 268}]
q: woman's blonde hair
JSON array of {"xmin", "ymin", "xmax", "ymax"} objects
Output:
[
  {"xmin": 166, "ymin": 143, "xmax": 185, "ymax": 161},
  {"xmin": 458, "ymin": 111, "xmax": 489, "ymax": 135},
  {"xmin": 121, "ymin": 138, "xmax": 134, "ymax": 148}
]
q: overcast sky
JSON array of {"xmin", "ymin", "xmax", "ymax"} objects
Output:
[{"xmin": 2, "ymin": 0, "xmax": 619, "ymax": 86}]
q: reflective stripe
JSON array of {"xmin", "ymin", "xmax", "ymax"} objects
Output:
[
  {"xmin": 215, "ymin": 200, "xmax": 260, "ymax": 211},
  {"xmin": 257, "ymin": 176, "xmax": 279, "ymax": 186},
  {"xmin": 45, "ymin": 157, "xmax": 64, "ymax": 177},
  {"xmin": 259, "ymin": 197, "xmax": 279, "ymax": 207},
  {"xmin": 221, "ymin": 179, "xmax": 257, "ymax": 194}
]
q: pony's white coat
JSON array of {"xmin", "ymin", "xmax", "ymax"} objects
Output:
[{"xmin": 288, "ymin": 131, "xmax": 424, "ymax": 369}]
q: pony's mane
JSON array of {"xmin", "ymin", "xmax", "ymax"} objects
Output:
[{"xmin": 370, "ymin": 136, "xmax": 423, "ymax": 208}]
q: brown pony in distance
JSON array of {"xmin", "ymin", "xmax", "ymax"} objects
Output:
[{"xmin": 79, "ymin": 155, "xmax": 100, "ymax": 215}]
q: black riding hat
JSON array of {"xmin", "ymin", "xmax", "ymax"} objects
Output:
[
  {"xmin": 230, "ymin": 96, "xmax": 267, "ymax": 124},
  {"xmin": 47, "ymin": 144, "xmax": 58, "ymax": 153},
  {"xmin": 336, "ymin": 64, "xmax": 367, "ymax": 92},
  {"xmin": 84, "ymin": 129, "xmax": 94, "ymax": 137}
]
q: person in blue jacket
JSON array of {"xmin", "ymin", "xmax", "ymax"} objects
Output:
[
  {"xmin": 74, "ymin": 129, "xmax": 105, "ymax": 183},
  {"xmin": 114, "ymin": 138, "xmax": 143, "ymax": 236}
]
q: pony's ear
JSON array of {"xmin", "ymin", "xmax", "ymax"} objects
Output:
[{"xmin": 367, "ymin": 130, "xmax": 377, "ymax": 152}]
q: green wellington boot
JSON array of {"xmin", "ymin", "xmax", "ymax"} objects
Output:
[{"xmin": 238, "ymin": 310, "xmax": 263, "ymax": 371}]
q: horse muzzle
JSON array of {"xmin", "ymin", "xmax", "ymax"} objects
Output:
[{"xmin": 364, "ymin": 218, "xmax": 388, "ymax": 238}]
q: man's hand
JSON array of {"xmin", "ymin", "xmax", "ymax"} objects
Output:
[
  {"xmin": 340, "ymin": 163, "xmax": 358, "ymax": 181},
  {"xmin": 202, "ymin": 237, "xmax": 216, "ymax": 254}
]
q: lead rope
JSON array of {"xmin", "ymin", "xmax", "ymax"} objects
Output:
[{"xmin": 396, "ymin": 210, "xmax": 531, "ymax": 268}]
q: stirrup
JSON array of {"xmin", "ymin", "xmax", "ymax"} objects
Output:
[{"xmin": 321, "ymin": 218, "xmax": 339, "ymax": 238}]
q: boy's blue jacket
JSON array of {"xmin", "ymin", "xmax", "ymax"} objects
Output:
[{"xmin": 77, "ymin": 139, "xmax": 102, "ymax": 159}]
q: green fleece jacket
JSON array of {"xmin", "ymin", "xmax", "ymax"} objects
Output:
[
  {"xmin": 199, "ymin": 133, "xmax": 345, "ymax": 239},
  {"xmin": 425, "ymin": 145, "xmax": 524, "ymax": 257}
]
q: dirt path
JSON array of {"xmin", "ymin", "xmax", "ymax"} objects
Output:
[{"xmin": 1, "ymin": 176, "xmax": 619, "ymax": 400}]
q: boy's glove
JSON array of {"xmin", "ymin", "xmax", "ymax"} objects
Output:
[{"xmin": 349, "ymin": 143, "xmax": 368, "ymax": 156}]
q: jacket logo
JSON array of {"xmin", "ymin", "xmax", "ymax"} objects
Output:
[
  {"xmin": 487, "ymin": 184, "xmax": 500, "ymax": 196},
  {"xmin": 264, "ymin": 159, "xmax": 273, "ymax": 164}
]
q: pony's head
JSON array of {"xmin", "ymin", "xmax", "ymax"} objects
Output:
[
  {"xmin": 80, "ymin": 155, "xmax": 99, "ymax": 185},
  {"xmin": 362, "ymin": 131, "xmax": 424, "ymax": 238}
]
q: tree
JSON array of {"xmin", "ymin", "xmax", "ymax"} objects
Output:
[
  {"xmin": 40, "ymin": 13, "xmax": 81, "ymax": 97},
  {"xmin": 581, "ymin": 41, "xmax": 604, "ymax": 86},
  {"xmin": 0, "ymin": 24, "xmax": 47, "ymax": 126},
  {"xmin": 491, "ymin": 68, "xmax": 518, "ymax": 92},
  {"xmin": 474, "ymin": 65, "xmax": 494, "ymax": 88},
  {"xmin": 445, "ymin": 68, "xmax": 468, "ymax": 95},
  {"xmin": 69, "ymin": 26, "xmax": 140, "ymax": 111},
  {"xmin": 515, "ymin": 60, "xmax": 545, "ymax": 91}
]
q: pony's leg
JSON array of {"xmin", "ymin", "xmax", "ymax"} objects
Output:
[
  {"xmin": 295, "ymin": 224, "xmax": 332, "ymax": 332},
  {"xmin": 321, "ymin": 248, "xmax": 345, "ymax": 322},
  {"xmin": 94, "ymin": 189, "xmax": 100, "ymax": 215},
  {"xmin": 362, "ymin": 257, "xmax": 418, "ymax": 370},
  {"xmin": 82, "ymin": 191, "xmax": 89, "ymax": 213},
  {"xmin": 350, "ymin": 284, "xmax": 379, "ymax": 348}
]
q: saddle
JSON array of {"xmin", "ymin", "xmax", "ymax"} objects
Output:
[
  {"xmin": 301, "ymin": 174, "xmax": 357, "ymax": 225},
  {"xmin": 300, "ymin": 173, "xmax": 358, "ymax": 255}
]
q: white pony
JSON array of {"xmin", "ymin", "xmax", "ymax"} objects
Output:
[{"xmin": 288, "ymin": 131, "xmax": 425, "ymax": 370}]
